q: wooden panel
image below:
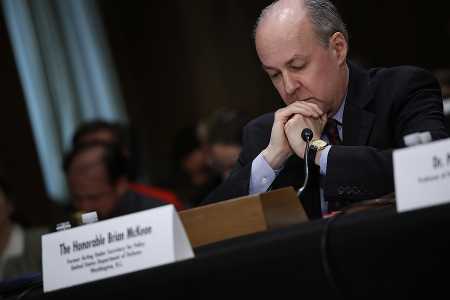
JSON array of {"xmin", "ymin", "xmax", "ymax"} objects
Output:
[
  {"xmin": 260, "ymin": 187, "xmax": 309, "ymax": 229},
  {"xmin": 179, "ymin": 195, "xmax": 267, "ymax": 248},
  {"xmin": 179, "ymin": 188, "xmax": 308, "ymax": 248}
]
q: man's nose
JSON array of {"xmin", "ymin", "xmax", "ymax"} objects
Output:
[{"xmin": 283, "ymin": 72, "xmax": 300, "ymax": 95}]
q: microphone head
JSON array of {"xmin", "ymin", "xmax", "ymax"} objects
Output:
[{"xmin": 301, "ymin": 128, "xmax": 313, "ymax": 142}]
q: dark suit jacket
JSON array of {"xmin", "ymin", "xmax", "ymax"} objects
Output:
[
  {"xmin": 203, "ymin": 62, "xmax": 449, "ymax": 219},
  {"xmin": 109, "ymin": 190, "xmax": 167, "ymax": 219}
]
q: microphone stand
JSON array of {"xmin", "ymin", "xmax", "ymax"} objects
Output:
[{"xmin": 297, "ymin": 128, "xmax": 313, "ymax": 197}]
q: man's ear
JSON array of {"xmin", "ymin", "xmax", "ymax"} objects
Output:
[{"xmin": 330, "ymin": 32, "xmax": 348, "ymax": 66}]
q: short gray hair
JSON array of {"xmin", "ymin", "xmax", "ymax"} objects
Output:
[{"xmin": 255, "ymin": 0, "xmax": 349, "ymax": 47}]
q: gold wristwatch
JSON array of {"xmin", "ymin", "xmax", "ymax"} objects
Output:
[
  {"xmin": 309, "ymin": 139, "xmax": 329, "ymax": 164},
  {"xmin": 310, "ymin": 139, "xmax": 329, "ymax": 151}
]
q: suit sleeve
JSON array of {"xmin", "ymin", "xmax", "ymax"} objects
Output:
[{"xmin": 324, "ymin": 67, "xmax": 449, "ymax": 202}]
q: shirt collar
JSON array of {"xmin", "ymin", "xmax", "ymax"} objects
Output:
[
  {"xmin": 331, "ymin": 95, "xmax": 346, "ymax": 125},
  {"xmin": 330, "ymin": 66, "xmax": 349, "ymax": 125}
]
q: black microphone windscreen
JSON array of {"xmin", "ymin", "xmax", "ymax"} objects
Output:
[{"xmin": 301, "ymin": 128, "xmax": 313, "ymax": 142}]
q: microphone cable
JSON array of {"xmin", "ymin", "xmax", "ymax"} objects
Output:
[
  {"xmin": 297, "ymin": 128, "xmax": 313, "ymax": 197},
  {"xmin": 15, "ymin": 281, "xmax": 43, "ymax": 300}
]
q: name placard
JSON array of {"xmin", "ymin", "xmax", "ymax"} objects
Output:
[
  {"xmin": 394, "ymin": 138, "xmax": 450, "ymax": 213},
  {"xmin": 42, "ymin": 205, "xmax": 194, "ymax": 292}
]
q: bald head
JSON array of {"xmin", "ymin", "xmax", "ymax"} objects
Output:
[
  {"xmin": 255, "ymin": 0, "xmax": 348, "ymax": 47},
  {"xmin": 257, "ymin": 0, "xmax": 306, "ymax": 28}
]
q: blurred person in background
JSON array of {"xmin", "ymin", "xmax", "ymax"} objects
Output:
[
  {"xmin": 72, "ymin": 120, "xmax": 183, "ymax": 210},
  {"xmin": 203, "ymin": 108, "xmax": 251, "ymax": 180},
  {"xmin": 161, "ymin": 125, "xmax": 220, "ymax": 208},
  {"xmin": 72, "ymin": 120, "xmax": 141, "ymax": 181},
  {"xmin": 63, "ymin": 142, "xmax": 166, "ymax": 221},
  {"xmin": 0, "ymin": 177, "xmax": 47, "ymax": 281}
]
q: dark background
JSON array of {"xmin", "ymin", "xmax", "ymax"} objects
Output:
[{"xmin": 1, "ymin": 0, "xmax": 450, "ymax": 225}]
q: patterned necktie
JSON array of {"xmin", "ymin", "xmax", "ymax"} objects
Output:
[
  {"xmin": 323, "ymin": 119, "xmax": 342, "ymax": 145},
  {"xmin": 322, "ymin": 118, "xmax": 343, "ymax": 214}
]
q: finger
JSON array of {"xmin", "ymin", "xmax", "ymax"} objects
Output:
[
  {"xmin": 284, "ymin": 116, "xmax": 296, "ymax": 130},
  {"xmin": 289, "ymin": 113, "xmax": 303, "ymax": 121},
  {"xmin": 293, "ymin": 101, "xmax": 325, "ymax": 118},
  {"xmin": 299, "ymin": 101, "xmax": 324, "ymax": 117},
  {"xmin": 289, "ymin": 114, "xmax": 326, "ymax": 137},
  {"xmin": 320, "ymin": 113, "xmax": 328, "ymax": 126},
  {"xmin": 274, "ymin": 107, "xmax": 303, "ymax": 123},
  {"xmin": 284, "ymin": 114, "xmax": 307, "ymax": 132},
  {"xmin": 289, "ymin": 101, "xmax": 324, "ymax": 118},
  {"xmin": 281, "ymin": 103, "xmax": 319, "ymax": 119}
]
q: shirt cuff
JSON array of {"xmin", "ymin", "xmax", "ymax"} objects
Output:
[
  {"xmin": 319, "ymin": 145, "xmax": 332, "ymax": 176},
  {"xmin": 249, "ymin": 152, "xmax": 278, "ymax": 194}
]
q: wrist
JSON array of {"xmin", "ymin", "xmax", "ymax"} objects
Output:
[
  {"xmin": 314, "ymin": 148, "xmax": 323, "ymax": 166},
  {"xmin": 262, "ymin": 146, "xmax": 291, "ymax": 170}
]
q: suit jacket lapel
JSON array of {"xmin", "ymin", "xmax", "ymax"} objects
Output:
[
  {"xmin": 343, "ymin": 104, "xmax": 375, "ymax": 146},
  {"xmin": 343, "ymin": 62, "xmax": 376, "ymax": 146}
]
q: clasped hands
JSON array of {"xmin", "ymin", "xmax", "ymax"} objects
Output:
[{"xmin": 262, "ymin": 101, "xmax": 327, "ymax": 170}]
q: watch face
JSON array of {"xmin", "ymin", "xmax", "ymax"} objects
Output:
[
  {"xmin": 310, "ymin": 144, "xmax": 318, "ymax": 151},
  {"xmin": 311, "ymin": 139, "xmax": 328, "ymax": 150}
]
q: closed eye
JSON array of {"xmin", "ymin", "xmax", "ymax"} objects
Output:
[
  {"xmin": 290, "ymin": 64, "xmax": 305, "ymax": 71},
  {"xmin": 269, "ymin": 72, "xmax": 280, "ymax": 79}
]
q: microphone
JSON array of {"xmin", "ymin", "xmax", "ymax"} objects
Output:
[
  {"xmin": 301, "ymin": 128, "xmax": 313, "ymax": 142},
  {"xmin": 297, "ymin": 128, "xmax": 313, "ymax": 197}
]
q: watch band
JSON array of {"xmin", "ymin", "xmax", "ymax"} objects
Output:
[{"xmin": 308, "ymin": 145, "xmax": 318, "ymax": 165}]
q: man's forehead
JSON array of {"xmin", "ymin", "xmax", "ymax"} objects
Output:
[
  {"xmin": 256, "ymin": 16, "xmax": 316, "ymax": 69},
  {"xmin": 258, "ymin": 0, "xmax": 308, "ymax": 30},
  {"xmin": 256, "ymin": 2, "xmax": 312, "ymax": 49},
  {"xmin": 69, "ymin": 146, "xmax": 105, "ymax": 171},
  {"xmin": 80, "ymin": 130, "xmax": 116, "ymax": 144},
  {"xmin": 69, "ymin": 161, "xmax": 105, "ymax": 177}
]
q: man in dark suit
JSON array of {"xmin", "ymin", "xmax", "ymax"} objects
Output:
[{"xmin": 204, "ymin": 0, "xmax": 448, "ymax": 218}]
